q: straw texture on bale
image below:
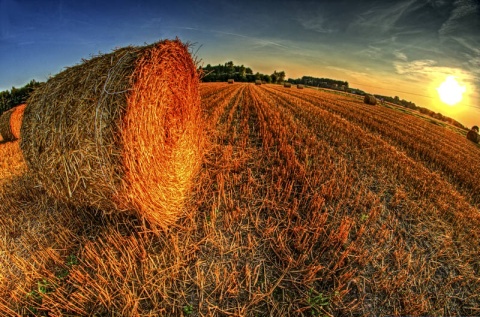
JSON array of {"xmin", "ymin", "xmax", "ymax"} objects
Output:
[
  {"xmin": 364, "ymin": 94, "xmax": 377, "ymax": 105},
  {"xmin": 21, "ymin": 39, "xmax": 202, "ymax": 229},
  {"xmin": 0, "ymin": 104, "xmax": 26, "ymax": 142}
]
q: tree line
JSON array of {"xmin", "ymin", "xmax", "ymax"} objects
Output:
[
  {"xmin": 285, "ymin": 74, "xmax": 465, "ymax": 129},
  {"xmin": 287, "ymin": 76, "xmax": 349, "ymax": 90},
  {"xmin": 1, "ymin": 64, "xmax": 466, "ymax": 130},
  {"xmin": 0, "ymin": 80, "xmax": 43, "ymax": 115},
  {"xmin": 373, "ymin": 94, "xmax": 465, "ymax": 129},
  {"xmin": 201, "ymin": 61, "xmax": 285, "ymax": 84}
]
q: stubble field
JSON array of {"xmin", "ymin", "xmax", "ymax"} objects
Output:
[{"xmin": 1, "ymin": 82, "xmax": 479, "ymax": 316}]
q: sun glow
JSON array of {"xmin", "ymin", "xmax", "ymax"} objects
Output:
[{"xmin": 436, "ymin": 76, "xmax": 466, "ymax": 106}]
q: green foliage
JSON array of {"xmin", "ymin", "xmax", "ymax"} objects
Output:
[
  {"xmin": 288, "ymin": 76, "xmax": 348, "ymax": 90},
  {"xmin": 37, "ymin": 279, "xmax": 54, "ymax": 295},
  {"xmin": 360, "ymin": 213, "xmax": 369, "ymax": 222},
  {"xmin": 66, "ymin": 254, "xmax": 78, "ymax": 266},
  {"xmin": 201, "ymin": 61, "xmax": 285, "ymax": 84},
  {"xmin": 307, "ymin": 289, "xmax": 338, "ymax": 316},
  {"xmin": 0, "ymin": 79, "xmax": 43, "ymax": 115},
  {"xmin": 24, "ymin": 254, "xmax": 79, "ymax": 315},
  {"xmin": 56, "ymin": 268, "xmax": 70, "ymax": 280},
  {"xmin": 271, "ymin": 70, "xmax": 286, "ymax": 84},
  {"xmin": 26, "ymin": 289, "xmax": 42, "ymax": 301},
  {"xmin": 183, "ymin": 304, "xmax": 193, "ymax": 315}
]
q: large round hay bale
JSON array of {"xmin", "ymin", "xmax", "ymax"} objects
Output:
[
  {"xmin": 21, "ymin": 39, "xmax": 203, "ymax": 229},
  {"xmin": 364, "ymin": 94, "xmax": 377, "ymax": 105},
  {"xmin": 0, "ymin": 104, "xmax": 26, "ymax": 142}
]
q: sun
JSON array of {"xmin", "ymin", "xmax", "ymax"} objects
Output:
[{"xmin": 436, "ymin": 76, "xmax": 466, "ymax": 106}]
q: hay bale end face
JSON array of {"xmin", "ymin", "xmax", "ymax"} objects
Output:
[
  {"xmin": 21, "ymin": 39, "xmax": 203, "ymax": 229},
  {"xmin": 0, "ymin": 109, "xmax": 15, "ymax": 142},
  {"xmin": 0, "ymin": 104, "xmax": 26, "ymax": 142},
  {"xmin": 364, "ymin": 94, "xmax": 377, "ymax": 105}
]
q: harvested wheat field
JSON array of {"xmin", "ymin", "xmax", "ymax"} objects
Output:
[{"xmin": 1, "ymin": 82, "xmax": 480, "ymax": 316}]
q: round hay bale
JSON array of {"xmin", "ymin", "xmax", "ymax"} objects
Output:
[
  {"xmin": 0, "ymin": 104, "xmax": 26, "ymax": 142},
  {"xmin": 297, "ymin": 84, "xmax": 304, "ymax": 89},
  {"xmin": 364, "ymin": 94, "xmax": 377, "ymax": 105},
  {"xmin": 255, "ymin": 80, "xmax": 262, "ymax": 85},
  {"xmin": 10, "ymin": 104, "xmax": 26, "ymax": 139},
  {"xmin": 284, "ymin": 83, "xmax": 291, "ymax": 88},
  {"xmin": 0, "ymin": 109, "xmax": 15, "ymax": 142},
  {"xmin": 21, "ymin": 39, "xmax": 203, "ymax": 229},
  {"xmin": 227, "ymin": 79, "xmax": 234, "ymax": 84}
]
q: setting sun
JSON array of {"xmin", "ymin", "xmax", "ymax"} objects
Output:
[{"xmin": 436, "ymin": 76, "xmax": 466, "ymax": 106}]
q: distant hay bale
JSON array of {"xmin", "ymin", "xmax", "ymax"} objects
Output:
[
  {"xmin": 364, "ymin": 94, "xmax": 377, "ymax": 105},
  {"xmin": 284, "ymin": 83, "xmax": 291, "ymax": 88},
  {"xmin": 0, "ymin": 109, "xmax": 15, "ymax": 142},
  {"xmin": 0, "ymin": 104, "xmax": 26, "ymax": 142},
  {"xmin": 297, "ymin": 84, "xmax": 304, "ymax": 89},
  {"xmin": 227, "ymin": 79, "xmax": 234, "ymax": 84},
  {"xmin": 20, "ymin": 39, "xmax": 203, "ymax": 229},
  {"xmin": 255, "ymin": 80, "xmax": 262, "ymax": 85},
  {"xmin": 10, "ymin": 104, "xmax": 26, "ymax": 139}
]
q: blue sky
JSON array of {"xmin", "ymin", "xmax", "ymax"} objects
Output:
[{"xmin": 1, "ymin": 0, "xmax": 479, "ymax": 127}]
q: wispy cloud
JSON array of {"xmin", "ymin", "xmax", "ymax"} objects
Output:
[
  {"xmin": 395, "ymin": 59, "xmax": 438, "ymax": 76},
  {"xmin": 349, "ymin": 0, "xmax": 419, "ymax": 34},
  {"xmin": 326, "ymin": 66, "xmax": 370, "ymax": 80},
  {"xmin": 297, "ymin": 15, "xmax": 336, "ymax": 34},
  {"xmin": 356, "ymin": 45, "xmax": 383, "ymax": 60},
  {"xmin": 215, "ymin": 30, "xmax": 290, "ymax": 49},
  {"xmin": 394, "ymin": 58, "xmax": 475, "ymax": 89},
  {"xmin": 439, "ymin": 0, "xmax": 479, "ymax": 36},
  {"xmin": 394, "ymin": 50, "xmax": 408, "ymax": 61},
  {"xmin": 174, "ymin": 26, "xmax": 290, "ymax": 50}
]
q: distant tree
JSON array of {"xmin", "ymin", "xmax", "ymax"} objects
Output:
[
  {"xmin": 276, "ymin": 71, "xmax": 285, "ymax": 83},
  {"xmin": 0, "ymin": 79, "xmax": 42, "ymax": 115},
  {"xmin": 0, "ymin": 90, "xmax": 11, "ymax": 114},
  {"xmin": 238, "ymin": 65, "xmax": 246, "ymax": 77},
  {"xmin": 271, "ymin": 72, "xmax": 278, "ymax": 84},
  {"xmin": 271, "ymin": 70, "xmax": 286, "ymax": 84},
  {"xmin": 225, "ymin": 61, "xmax": 234, "ymax": 74},
  {"xmin": 262, "ymin": 74, "xmax": 272, "ymax": 83},
  {"xmin": 201, "ymin": 62, "xmax": 276, "ymax": 83}
]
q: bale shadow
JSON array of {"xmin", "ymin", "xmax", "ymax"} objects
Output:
[{"xmin": 0, "ymin": 173, "xmax": 146, "ymax": 256}]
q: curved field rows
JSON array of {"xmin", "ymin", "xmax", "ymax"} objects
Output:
[
  {"xmin": 0, "ymin": 82, "xmax": 479, "ymax": 316},
  {"xmin": 265, "ymin": 84, "xmax": 480, "ymax": 206}
]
